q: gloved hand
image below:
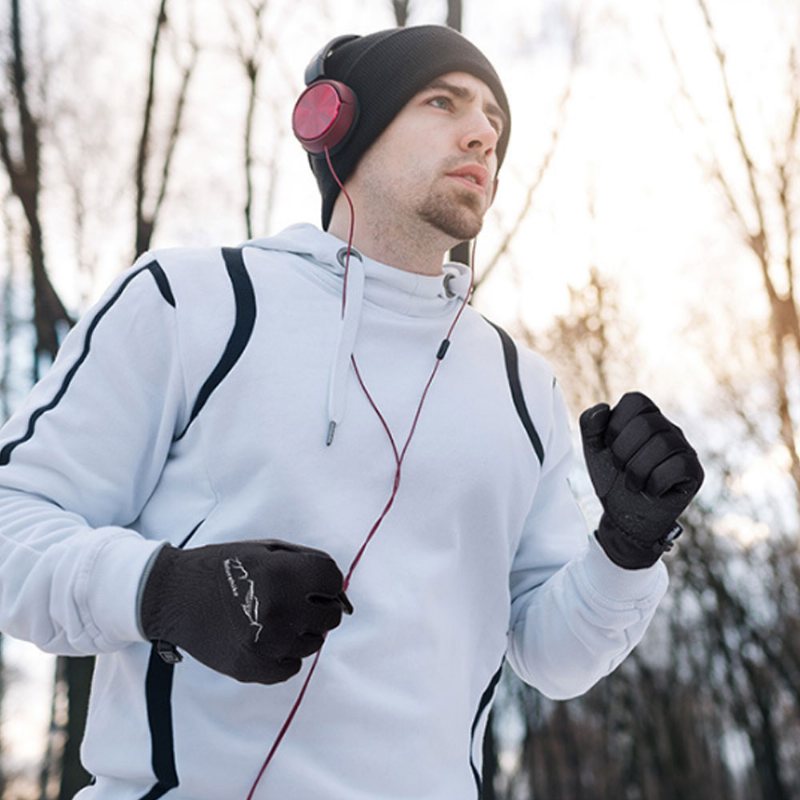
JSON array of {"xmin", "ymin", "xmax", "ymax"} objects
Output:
[
  {"xmin": 139, "ymin": 539, "xmax": 353, "ymax": 684},
  {"xmin": 580, "ymin": 391, "xmax": 704, "ymax": 569}
]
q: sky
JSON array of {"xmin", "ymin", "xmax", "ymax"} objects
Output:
[{"xmin": 1, "ymin": 0, "xmax": 797, "ymax": 781}]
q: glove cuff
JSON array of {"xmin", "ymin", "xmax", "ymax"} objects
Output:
[
  {"xmin": 596, "ymin": 515, "xmax": 683, "ymax": 570},
  {"xmin": 139, "ymin": 544, "xmax": 182, "ymax": 641}
]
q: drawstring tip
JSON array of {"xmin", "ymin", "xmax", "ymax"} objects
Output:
[{"xmin": 326, "ymin": 421, "xmax": 337, "ymax": 446}]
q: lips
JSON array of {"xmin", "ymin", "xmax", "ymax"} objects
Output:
[{"xmin": 445, "ymin": 164, "xmax": 489, "ymax": 191}]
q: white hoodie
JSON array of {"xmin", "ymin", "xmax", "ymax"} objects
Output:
[{"xmin": 0, "ymin": 224, "xmax": 667, "ymax": 800}]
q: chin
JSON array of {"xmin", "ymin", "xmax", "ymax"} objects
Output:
[
  {"xmin": 419, "ymin": 194, "xmax": 486, "ymax": 242},
  {"xmin": 437, "ymin": 212, "xmax": 484, "ymax": 242}
]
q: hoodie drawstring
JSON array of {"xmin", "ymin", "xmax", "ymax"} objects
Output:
[{"xmin": 326, "ymin": 247, "xmax": 365, "ymax": 445}]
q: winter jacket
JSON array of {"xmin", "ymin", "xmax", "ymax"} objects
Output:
[{"xmin": 0, "ymin": 223, "xmax": 667, "ymax": 800}]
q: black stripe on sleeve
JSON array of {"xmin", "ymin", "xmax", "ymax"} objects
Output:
[
  {"xmin": 174, "ymin": 248, "xmax": 256, "ymax": 441},
  {"xmin": 147, "ymin": 261, "xmax": 176, "ymax": 308},
  {"xmin": 469, "ymin": 661, "xmax": 504, "ymax": 798},
  {"xmin": 0, "ymin": 261, "xmax": 174, "ymax": 467},
  {"xmin": 485, "ymin": 319, "xmax": 545, "ymax": 466},
  {"xmin": 138, "ymin": 644, "xmax": 179, "ymax": 799}
]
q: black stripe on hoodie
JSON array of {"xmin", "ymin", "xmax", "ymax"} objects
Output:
[
  {"xmin": 0, "ymin": 261, "xmax": 175, "ymax": 467},
  {"xmin": 470, "ymin": 662, "xmax": 504, "ymax": 797},
  {"xmin": 484, "ymin": 319, "xmax": 545, "ymax": 465},
  {"xmin": 138, "ymin": 645, "xmax": 180, "ymax": 800},
  {"xmin": 174, "ymin": 247, "xmax": 256, "ymax": 441},
  {"xmin": 137, "ymin": 519, "xmax": 204, "ymax": 800}
]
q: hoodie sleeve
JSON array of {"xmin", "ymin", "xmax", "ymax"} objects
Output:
[
  {"xmin": 506, "ymin": 380, "xmax": 668, "ymax": 699},
  {"xmin": 0, "ymin": 254, "xmax": 187, "ymax": 655}
]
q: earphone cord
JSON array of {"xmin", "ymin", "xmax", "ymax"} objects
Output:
[
  {"xmin": 325, "ymin": 146, "xmax": 356, "ymax": 318},
  {"xmin": 244, "ymin": 148, "xmax": 475, "ymax": 800}
]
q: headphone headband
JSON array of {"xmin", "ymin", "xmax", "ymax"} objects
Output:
[{"xmin": 304, "ymin": 34, "xmax": 361, "ymax": 85}]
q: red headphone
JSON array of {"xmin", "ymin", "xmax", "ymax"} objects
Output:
[{"xmin": 292, "ymin": 35, "xmax": 360, "ymax": 154}]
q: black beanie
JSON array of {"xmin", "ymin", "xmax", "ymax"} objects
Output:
[{"xmin": 304, "ymin": 25, "xmax": 512, "ymax": 230}]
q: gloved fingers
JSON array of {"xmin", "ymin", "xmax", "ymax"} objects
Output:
[
  {"xmin": 606, "ymin": 392, "xmax": 660, "ymax": 442},
  {"xmin": 644, "ymin": 450, "xmax": 704, "ymax": 500},
  {"xmin": 259, "ymin": 539, "xmax": 333, "ymax": 560},
  {"xmin": 337, "ymin": 590, "xmax": 354, "ymax": 615},
  {"xmin": 579, "ymin": 403, "xmax": 611, "ymax": 454},
  {"xmin": 230, "ymin": 652, "xmax": 302, "ymax": 685},
  {"xmin": 264, "ymin": 547, "xmax": 345, "ymax": 605},
  {"xmin": 297, "ymin": 554, "xmax": 347, "ymax": 598},
  {"xmin": 285, "ymin": 631, "xmax": 326, "ymax": 660},
  {"xmin": 300, "ymin": 594, "xmax": 345, "ymax": 634},
  {"xmin": 307, "ymin": 590, "xmax": 353, "ymax": 615},
  {"xmin": 609, "ymin": 412, "xmax": 675, "ymax": 466},
  {"xmin": 265, "ymin": 657, "xmax": 303, "ymax": 684},
  {"xmin": 621, "ymin": 429, "xmax": 691, "ymax": 493}
]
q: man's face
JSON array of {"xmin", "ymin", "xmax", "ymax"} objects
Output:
[{"xmin": 347, "ymin": 71, "xmax": 506, "ymax": 243}]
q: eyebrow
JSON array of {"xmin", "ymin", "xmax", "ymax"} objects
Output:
[{"xmin": 423, "ymin": 78, "xmax": 507, "ymax": 135}]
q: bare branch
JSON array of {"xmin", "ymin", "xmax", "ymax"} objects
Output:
[
  {"xmin": 392, "ymin": 0, "xmax": 411, "ymax": 27},
  {"xmin": 152, "ymin": 32, "xmax": 199, "ymax": 226},
  {"xmin": 0, "ymin": 110, "xmax": 19, "ymax": 197},
  {"xmin": 226, "ymin": 0, "xmax": 274, "ymax": 238},
  {"xmin": 1, "ymin": 0, "xmax": 73, "ymax": 374},
  {"xmin": 775, "ymin": 40, "xmax": 800, "ymax": 302},
  {"xmin": 446, "ymin": 0, "xmax": 461, "ymax": 31},
  {"xmin": 658, "ymin": 11, "xmax": 751, "ymax": 240},
  {"xmin": 134, "ymin": 0, "xmax": 168, "ymax": 257},
  {"xmin": 475, "ymin": 54, "xmax": 575, "ymax": 292},
  {"xmin": 695, "ymin": 0, "xmax": 770, "ymax": 262},
  {"xmin": 9, "ymin": 0, "xmax": 38, "ymax": 180}
]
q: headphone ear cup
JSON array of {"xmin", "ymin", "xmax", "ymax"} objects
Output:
[{"xmin": 292, "ymin": 80, "xmax": 358, "ymax": 155}]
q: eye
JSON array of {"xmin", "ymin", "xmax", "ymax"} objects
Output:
[{"xmin": 428, "ymin": 95, "xmax": 454, "ymax": 111}]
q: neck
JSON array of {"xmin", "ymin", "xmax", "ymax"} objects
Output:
[{"xmin": 327, "ymin": 200, "xmax": 452, "ymax": 277}]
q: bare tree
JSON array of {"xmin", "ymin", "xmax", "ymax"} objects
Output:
[
  {"xmin": 392, "ymin": 0, "xmax": 412, "ymax": 27},
  {"xmin": 541, "ymin": 264, "xmax": 639, "ymax": 413},
  {"xmin": 446, "ymin": 0, "xmax": 462, "ymax": 33},
  {"xmin": 0, "ymin": 4, "xmax": 92, "ymax": 792},
  {"xmin": 226, "ymin": 0, "xmax": 293, "ymax": 238},
  {"xmin": 473, "ymin": 7, "xmax": 582, "ymax": 296},
  {"xmin": 228, "ymin": 0, "xmax": 268, "ymax": 239},
  {"xmin": 0, "ymin": 0, "xmax": 73, "ymax": 380},
  {"xmin": 661, "ymin": 0, "xmax": 800, "ymax": 512},
  {"xmin": 134, "ymin": 0, "xmax": 199, "ymax": 258}
]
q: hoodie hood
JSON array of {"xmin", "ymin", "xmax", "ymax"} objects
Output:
[{"xmin": 243, "ymin": 223, "xmax": 472, "ymax": 443}]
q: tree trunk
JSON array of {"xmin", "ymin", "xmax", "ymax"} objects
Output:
[
  {"xmin": 58, "ymin": 657, "xmax": 94, "ymax": 800},
  {"xmin": 0, "ymin": 0, "xmax": 74, "ymax": 381},
  {"xmin": 481, "ymin": 709, "xmax": 498, "ymax": 800},
  {"xmin": 446, "ymin": 0, "xmax": 462, "ymax": 31}
]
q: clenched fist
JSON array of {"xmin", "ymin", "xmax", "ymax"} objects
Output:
[
  {"xmin": 139, "ymin": 539, "xmax": 353, "ymax": 683},
  {"xmin": 580, "ymin": 392, "xmax": 704, "ymax": 569}
]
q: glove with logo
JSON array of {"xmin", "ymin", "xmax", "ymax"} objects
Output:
[
  {"xmin": 579, "ymin": 392, "xmax": 704, "ymax": 569},
  {"xmin": 139, "ymin": 539, "xmax": 353, "ymax": 684}
]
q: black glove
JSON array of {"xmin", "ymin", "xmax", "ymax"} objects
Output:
[
  {"xmin": 580, "ymin": 391, "xmax": 704, "ymax": 569},
  {"xmin": 139, "ymin": 539, "xmax": 353, "ymax": 684}
]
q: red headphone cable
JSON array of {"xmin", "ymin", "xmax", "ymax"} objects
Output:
[{"xmin": 245, "ymin": 147, "xmax": 474, "ymax": 800}]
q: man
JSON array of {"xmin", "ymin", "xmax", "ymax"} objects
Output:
[{"xmin": 0, "ymin": 25, "xmax": 702, "ymax": 800}]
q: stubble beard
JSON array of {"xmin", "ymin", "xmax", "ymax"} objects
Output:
[{"xmin": 417, "ymin": 182, "xmax": 485, "ymax": 242}]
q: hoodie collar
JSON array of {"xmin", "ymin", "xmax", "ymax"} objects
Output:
[
  {"xmin": 243, "ymin": 223, "xmax": 472, "ymax": 445},
  {"xmin": 244, "ymin": 223, "xmax": 471, "ymax": 316}
]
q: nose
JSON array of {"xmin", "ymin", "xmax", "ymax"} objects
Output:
[{"xmin": 459, "ymin": 109, "xmax": 498, "ymax": 159}]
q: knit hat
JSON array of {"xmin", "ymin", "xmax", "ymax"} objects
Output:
[{"xmin": 304, "ymin": 25, "xmax": 511, "ymax": 230}]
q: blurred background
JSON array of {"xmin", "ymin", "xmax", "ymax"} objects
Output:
[{"xmin": 0, "ymin": 0, "xmax": 798, "ymax": 798}]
